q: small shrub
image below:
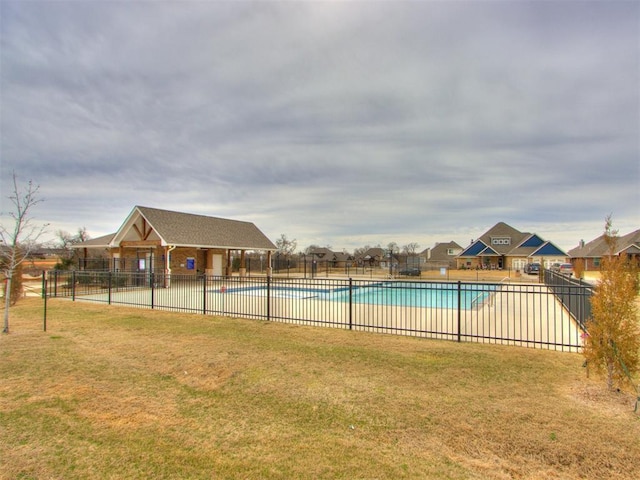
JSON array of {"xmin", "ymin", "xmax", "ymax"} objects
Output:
[{"xmin": 583, "ymin": 217, "xmax": 640, "ymax": 392}]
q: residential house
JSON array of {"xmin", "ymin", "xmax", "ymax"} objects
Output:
[
  {"xmin": 456, "ymin": 222, "xmax": 567, "ymax": 271},
  {"xmin": 357, "ymin": 247, "xmax": 399, "ymax": 270},
  {"xmin": 420, "ymin": 241, "xmax": 463, "ymax": 270},
  {"xmin": 73, "ymin": 206, "xmax": 277, "ymax": 280},
  {"xmin": 568, "ymin": 228, "xmax": 640, "ymax": 270},
  {"xmin": 306, "ymin": 247, "xmax": 354, "ymax": 268}
]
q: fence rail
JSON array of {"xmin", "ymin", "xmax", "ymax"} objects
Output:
[
  {"xmin": 46, "ymin": 270, "xmax": 591, "ymax": 352},
  {"xmin": 544, "ymin": 269, "xmax": 594, "ymax": 331}
]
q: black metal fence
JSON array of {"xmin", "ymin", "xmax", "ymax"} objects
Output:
[
  {"xmin": 543, "ymin": 270, "xmax": 593, "ymax": 331},
  {"xmin": 45, "ymin": 270, "xmax": 591, "ymax": 352}
]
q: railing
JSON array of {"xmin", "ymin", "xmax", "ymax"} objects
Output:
[
  {"xmin": 46, "ymin": 271, "xmax": 591, "ymax": 352},
  {"xmin": 543, "ymin": 269, "xmax": 593, "ymax": 331}
]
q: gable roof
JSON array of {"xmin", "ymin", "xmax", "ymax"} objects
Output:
[
  {"xmin": 360, "ymin": 248, "xmax": 387, "ymax": 260},
  {"xmin": 478, "ymin": 222, "xmax": 530, "ymax": 254},
  {"xmin": 531, "ymin": 241, "xmax": 566, "ymax": 257},
  {"xmin": 568, "ymin": 228, "xmax": 640, "ymax": 258},
  {"xmin": 75, "ymin": 233, "xmax": 116, "ymax": 248},
  {"xmin": 459, "ymin": 222, "xmax": 567, "ymax": 258},
  {"xmin": 307, "ymin": 248, "xmax": 353, "ymax": 262},
  {"xmin": 423, "ymin": 241, "xmax": 463, "ymax": 262},
  {"xmin": 307, "ymin": 247, "xmax": 334, "ymax": 258},
  {"xmin": 77, "ymin": 206, "xmax": 277, "ymax": 251},
  {"xmin": 459, "ymin": 240, "xmax": 489, "ymax": 257}
]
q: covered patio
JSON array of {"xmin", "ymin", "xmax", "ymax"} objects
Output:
[{"xmin": 73, "ymin": 206, "xmax": 277, "ymax": 284}]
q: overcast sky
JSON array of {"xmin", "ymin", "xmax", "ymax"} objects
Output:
[{"xmin": 1, "ymin": 0, "xmax": 638, "ymax": 253}]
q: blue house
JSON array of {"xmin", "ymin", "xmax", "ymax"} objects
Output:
[{"xmin": 456, "ymin": 222, "xmax": 567, "ymax": 271}]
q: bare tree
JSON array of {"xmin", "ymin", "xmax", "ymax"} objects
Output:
[
  {"xmin": 352, "ymin": 245, "xmax": 371, "ymax": 258},
  {"xmin": 304, "ymin": 244, "xmax": 321, "ymax": 255},
  {"xmin": 1, "ymin": 173, "xmax": 48, "ymax": 333},
  {"xmin": 275, "ymin": 234, "xmax": 297, "ymax": 257},
  {"xmin": 55, "ymin": 227, "xmax": 90, "ymax": 269},
  {"xmin": 402, "ymin": 242, "xmax": 420, "ymax": 256},
  {"xmin": 56, "ymin": 227, "xmax": 88, "ymax": 249},
  {"xmin": 386, "ymin": 242, "xmax": 399, "ymax": 253}
]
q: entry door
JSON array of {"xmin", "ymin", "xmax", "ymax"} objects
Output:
[{"xmin": 212, "ymin": 254, "xmax": 223, "ymax": 276}]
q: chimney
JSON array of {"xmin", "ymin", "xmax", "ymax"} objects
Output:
[{"xmin": 580, "ymin": 239, "xmax": 585, "ymax": 248}]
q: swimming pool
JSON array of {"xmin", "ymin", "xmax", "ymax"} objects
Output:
[{"xmin": 218, "ymin": 281, "xmax": 495, "ymax": 310}]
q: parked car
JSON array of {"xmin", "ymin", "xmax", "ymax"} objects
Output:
[
  {"xmin": 525, "ymin": 263, "xmax": 540, "ymax": 275},
  {"xmin": 398, "ymin": 267, "xmax": 421, "ymax": 276},
  {"xmin": 557, "ymin": 263, "xmax": 574, "ymax": 276},
  {"xmin": 550, "ymin": 263, "xmax": 562, "ymax": 272}
]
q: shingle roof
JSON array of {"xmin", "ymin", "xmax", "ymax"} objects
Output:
[
  {"xmin": 424, "ymin": 241, "xmax": 462, "ymax": 262},
  {"xmin": 459, "ymin": 222, "xmax": 567, "ymax": 258},
  {"xmin": 478, "ymin": 222, "xmax": 529, "ymax": 255},
  {"xmin": 74, "ymin": 233, "xmax": 116, "ymax": 248},
  {"xmin": 568, "ymin": 228, "xmax": 640, "ymax": 258},
  {"xmin": 76, "ymin": 206, "xmax": 277, "ymax": 251},
  {"xmin": 135, "ymin": 206, "xmax": 276, "ymax": 250}
]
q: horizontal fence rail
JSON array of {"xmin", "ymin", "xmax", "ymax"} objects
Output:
[{"xmin": 46, "ymin": 271, "xmax": 592, "ymax": 352}]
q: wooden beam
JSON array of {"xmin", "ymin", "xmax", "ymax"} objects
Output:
[
  {"xmin": 132, "ymin": 219, "xmax": 153, "ymax": 240},
  {"xmin": 120, "ymin": 240, "xmax": 161, "ymax": 247}
]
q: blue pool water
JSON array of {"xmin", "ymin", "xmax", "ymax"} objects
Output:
[{"xmin": 218, "ymin": 282, "xmax": 495, "ymax": 310}]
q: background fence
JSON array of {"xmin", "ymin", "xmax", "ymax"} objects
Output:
[
  {"xmin": 46, "ymin": 270, "xmax": 592, "ymax": 352},
  {"xmin": 544, "ymin": 269, "xmax": 594, "ymax": 331}
]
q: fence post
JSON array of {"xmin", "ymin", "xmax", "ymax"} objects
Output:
[
  {"xmin": 108, "ymin": 271, "xmax": 112, "ymax": 305},
  {"xmin": 266, "ymin": 275, "xmax": 271, "ymax": 322},
  {"xmin": 42, "ymin": 270, "xmax": 47, "ymax": 332},
  {"xmin": 150, "ymin": 272, "xmax": 155, "ymax": 310},
  {"xmin": 72, "ymin": 270, "xmax": 76, "ymax": 301},
  {"xmin": 457, "ymin": 281, "xmax": 462, "ymax": 342},
  {"xmin": 203, "ymin": 274, "xmax": 207, "ymax": 315},
  {"xmin": 349, "ymin": 278, "xmax": 353, "ymax": 330}
]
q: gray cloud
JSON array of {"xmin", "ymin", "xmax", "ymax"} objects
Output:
[{"xmin": 1, "ymin": 0, "xmax": 638, "ymax": 253}]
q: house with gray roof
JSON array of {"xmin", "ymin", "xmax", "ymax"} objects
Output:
[
  {"xmin": 420, "ymin": 241, "xmax": 463, "ymax": 270},
  {"xmin": 306, "ymin": 247, "xmax": 354, "ymax": 267},
  {"xmin": 456, "ymin": 222, "xmax": 567, "ymax": 271},
  {"xmin": 567, "ymin": 228, "xmax": 640, "ymax": 270},
  {"xmin": 74, "ymin": 206, "xmax": 277, "ymax": 279},
  {"xmin": 356, "ymin": 247, "xmax": 400, "ymax": 271}
]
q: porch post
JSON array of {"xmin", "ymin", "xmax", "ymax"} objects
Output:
[
  {"xmin": 239, "ymin": 250, "xmax": 247, "ymax": 277},
  {"xmin": 163, "ymin": 245, "xmax": 171, "ymax": 288},
  {"xmin": 226, "ymin": 249, "xmax": 232, "ymax": 276},
  {"xmin": 205, "ymin": 249, "xmax": 215, "ymax": 276},
  {"xmin": 266, "ymin": 251, "xmax": 273, "ymax": 277}
]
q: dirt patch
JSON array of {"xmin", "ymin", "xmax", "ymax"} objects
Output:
[{"xmin": 567, "ymin": 379, "xmax": 638, "ymax": 418}]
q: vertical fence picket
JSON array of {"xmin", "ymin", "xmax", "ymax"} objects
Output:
[
  {"xmin": 202, "ymin": 274, "xmax": 207, "ymax": 315},
  {"xmin": 457, "ymin": 281, "xmax": 461, "ymax": 342},
  {"xmin": 266, "ymin": 275, "xmax": 271, "ymax": 322},
  {"xmin": 108, "ymin": 271, "xmax": 112, "ymax": 305},
  {"xmin": 348, "ymin": 278, "xmax": 353, "ymax": 330}
]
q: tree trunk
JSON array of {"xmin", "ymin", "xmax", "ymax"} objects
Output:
[
  {"xmin": 3, "ymin": 274, "xmax": 12, "ymax": 334},
  {"xmin": 606, "ymin": 359, "xmax": 615, "ymax": 391}
]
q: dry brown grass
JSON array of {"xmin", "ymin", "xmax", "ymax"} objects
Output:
[{"xmin": 1, "ymin": 297, "xmax": 638, "ymax": 479}]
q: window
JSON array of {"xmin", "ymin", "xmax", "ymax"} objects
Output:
[
  {"xmin": 447, "ymin": 249, "xmax": 456, "ymax": 255},
  {"xmin": 491, "ymin": 237, "xmax": 511, "ymax": 246}
]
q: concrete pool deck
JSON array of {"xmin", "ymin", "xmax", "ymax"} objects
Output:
[{"xmin": 44, "ymin": 277, "xmax": 585, "ymax": 352}]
